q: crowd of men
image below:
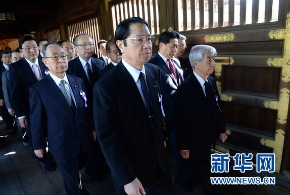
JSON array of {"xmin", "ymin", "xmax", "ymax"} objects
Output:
[{"xmin": 0, "ymin": 17, "xmax": 227, "ymax": 195}]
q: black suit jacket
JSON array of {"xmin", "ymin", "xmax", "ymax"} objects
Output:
[
  {"xmin": 29, "ymin": 74, "xmax": 91, "ymax": 160},
  {"xmin": 67, "ymin": 57, "xmax": 105, "ymax": 107},
  {"xmin": 93, "ymin": 62, "xmax": 168, "ymax": 187},
  {"xmin": 175, "ymin": 57, "xmax": 192, "ymax": 79},
  {"xmin": 99, "ymin": 62, "xmax": 116, "ymax": 77},
  {"xmin": 174, "ymin": 73, "xmax": 226, "ymax": 158},
  {"xmin": 149, "ymin": 54, "xmax": 180, "ymax": 136},
  {"xmin": 9, "ymin": 57, "xmax": 46, "ymax": 117},
  {"xmin": 0, "ymin": 64, "xmax": 7, "ymax": 99},
  {"xmin": 149, "ymin": 54, "xmax": 182, "ymax": 88}
]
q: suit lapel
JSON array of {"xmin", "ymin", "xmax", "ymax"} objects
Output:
[
  {"xmin": 156, "ymin": 55, "xmax": 178, "ymax": 86},
  {"xmin": 119, "ymin": 64, "xmax": 152, "ymax": 129},
  {"xmin": 46, "ymin": 75, "xmax": 73, "ymax": 116},
  {"xmin": 75, "ymin": 58, "xmax": 91, "ymax": 86},
  {"xmin": 20, "ymin": 58, "xmax": 38, "ymax": 83},
  {"xmin": 67, "ymin": 75, "xmax": 81, "ymax": 108}
]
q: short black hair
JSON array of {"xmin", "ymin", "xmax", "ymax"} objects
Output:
[
  {"xmin": 11, "ymin": 50, "xmax": 21, "ymax": 55},
  {"xmin": 73, "ymin": 33, "xmax": 93, "ymax": 46},
  {"xmin": 19, "ymin": 36, "xmax": 37, "ymax": 48},
  {"xmin": 158, "ymin": 30, "xmax": 180, "ymax": 46},
  {"xmin": 97, "ymin": 40, "xmax": 107, "ymax": 49},
  {"xmin": 0, "ymin": 50, "xmax": 11, "ymax": 59},
  {"xmin": 61, "ymin": 39, "xmax": 73, "ymax": 45},
  {"xmin": 42, "ymin": 42, "xmax": 62, "ymax": 57},
  {"xmin": 105, "ymin": 39, "xmax": 115, "ymax": 53},
  {"xmin": 37, "ymin": 38, "xmax": 49, "ymax": 46},
  {"xmin": 114, "ymin": 17, "xmax": 149, "ymax": 53}
]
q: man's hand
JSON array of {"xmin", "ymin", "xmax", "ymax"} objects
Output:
[
  {"xmin": 90, "ymin": 131, "xmax": 96, "ymax": 142},
  {"xmin": 180, "ymin": 150, "xmax": 190, "ymax": 159},
  {"xmin": 19, "ymin": 117, "xmax": 28, "ymax": 128},
  {"xmin": 124, "ymin": 178, "xmax": 146, "ymax": 195},
  {"xmin": 8, "ymin": 109, "xmax": 14, "ymax": 116},
  {"xmin": 0, "ymin": 99, "xmax": 4, "ymax": 107},
  {"xmin": 34, "ymin": 149, "xmax": 45, "ymax": 158},
  {"xmin": 219, "ymin": 133, "xmax": 228, "ymax": 142}
]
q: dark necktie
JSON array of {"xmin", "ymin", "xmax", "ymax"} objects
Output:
[
  {"xmin": 139, "ymin": 72, "xmax": 153, "ymax": 122},
  {"xmin": 86, "ymin": 62, "xmax": 94, "ymax": 86},
  {"xmin": 167, "ymin": 59, "xmax": 177, "ymax": 80},
  {"xmin": 204, "ymin": 81, "xmax": 211, "ymax": 97}
]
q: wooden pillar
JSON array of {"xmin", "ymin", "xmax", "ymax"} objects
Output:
[{"xmin": 59, "ymin": 23, "xmax": 68, "ymax": 40}]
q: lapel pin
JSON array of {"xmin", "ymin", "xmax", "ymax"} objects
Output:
[
  {"xmin": 74, "ymin": 86, "xmax": 77, "ymax": 88},
  {"xmin": 154, "ymin": 85, "xmax": 156, "ymax": 88}
]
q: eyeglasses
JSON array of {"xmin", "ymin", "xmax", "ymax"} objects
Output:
[
  {"xmin": 75, "ymin": 43, "xmax": 94, "ymax": 48},
  {"xmin": 108, "ymin": 51, "xmax": 120, "ymax": 55},
  {"xmin": 44, "ymin": 55, "xmax": 68, "ymax": 61},
  {"xmin": 125, "ymin": 35, "xmax": 154, "ymax": 45},
  {"xmin": 179, "ymin": 45, "xmax": 187, "ymax": 49},
  {"xmin": 22, "ymin": 46, "xmax": 38, "ymax": 51}
]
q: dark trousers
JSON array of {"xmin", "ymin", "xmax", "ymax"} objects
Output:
[
  {"xmin": 26, "ymin": 116, "xmax": 55, "ymax": 169},
  {"xmin": 55, "ymin": 147, "xmax": 88, "ymax": 195},
  {"xmin": 169, "ymin": 129, "xmax": 184, "ymax": 169},
  {"xmin": 114, "ymin": 167, "xmax": 174, "ymax": 195},
  {"xmin": 175, "ymin": 155, "xmax": 217, "ymax": 195},
  {"xmin": 85, "ymin": 138, "xmax": 107, "ymax": 176}
]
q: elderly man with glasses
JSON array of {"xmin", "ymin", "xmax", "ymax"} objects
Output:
[
  {"xmin": 30, "ymin": 42, "xmax": 93, "ymax": 195},
  {"xmin": 67, "ymin": 33, "xmax": 107, "ymax": 182}
]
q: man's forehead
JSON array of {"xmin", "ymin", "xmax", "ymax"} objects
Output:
[{"xmin": 23, "ymin": 40, "xmax": 37, "ymax": 46}]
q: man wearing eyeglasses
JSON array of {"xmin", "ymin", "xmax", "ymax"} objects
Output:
[
  {"xmin": 100, "ymin": 39, "xmax": 122, "ymax": 77},
  {"xmin": 29, "ymin": 42, "xmax": 93, "ymax": 195},
  {"xmin": 173, "ymin": 34, "xmax": 192, "ymax": 79},
  {"xmin": 67, "ymin": 33, "xmax": 107, "ymax": 181},
  {"xmin": 9, "ymin": 36, "xmax": 56, "ymax": 172},
  {"xmin": 94, "ymin": 17, "xmax": 174, "ymax": 195}
]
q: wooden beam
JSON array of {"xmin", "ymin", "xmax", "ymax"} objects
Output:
[{"xmin": 0, "ymin": 5, "xmax": 57, "ymax": 13}]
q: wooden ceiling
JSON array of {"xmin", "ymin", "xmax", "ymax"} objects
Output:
[{"xmin": 0, "ymin": 0, "xmax": 58, "ymax": 39}]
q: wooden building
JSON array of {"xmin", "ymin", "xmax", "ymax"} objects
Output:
[{"xmin": 1, "ymin": 0, "xmax": 290, "ymax": 176}]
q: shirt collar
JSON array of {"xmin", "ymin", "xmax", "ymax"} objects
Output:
[
  {"xmin": 50, "ymin": 73, "xmax": 69, "ymax": 86},
  {"xmin": 158, "ymin": 52, "xmax": 169, "ymax": 63},
  {"xmin": 2, "ymin": 64, "xmax": 9, "ymax": 70},
  {"xmin": 193, "ymin": 71, "xmax": 208, "ymax": 87},
  {"xmin": 111, "ymin": 61, "xmax": 118, "ymax": 66},
  {"xmin": 122, "ymin": 59, "xmax": 145, "ymax": 83},
  {"xmin": 79, "ymin": 56, "xmax": 92, "ymax": 68},
  {"xmin": 25, "ymin": 57, "xmax": 39, "ymax": 68}
]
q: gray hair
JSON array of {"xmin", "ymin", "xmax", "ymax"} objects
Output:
[
  {"xmin": 189, "ymin": 45, "xmax": 217, "ymax": 69},
  {"xmin": 179, "ymin": 34, "xmax": 186, "ymax": 40}
]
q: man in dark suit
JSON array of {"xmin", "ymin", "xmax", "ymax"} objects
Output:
[
  {"xmin": 173, "ymin": 34, "xmax": 192, "ymax": 79},
  {"xmin": 9, "ymin": 36, "xmax": 55, "ymax": 171},
  {"xmin": 94, "ymin": 17, "xmax": 173, "ymax": 195},
  {"xmin": 148, "ymin": 30, "xmax": 182, "ymax": 168},
  {"xmin": 174, "ymin": 45, "xmax": 228, "ymax": 195},
  {"xmin": 30, "ymin": 42, "xmax": 93, "ymax": 195},
  {"xmin": 68, "ymin": 33, "xmax": 105, "ymax": 107},
  {"xmin": 97, "ymin": 39, "xmax": 110, "ymax": 65},
  {"xmin": 99, "ymin": 39, "xmax": 122, "ymax": 77},
  {"xmin": 0, "ymin": 50, "xmax": 15, "ymax": 132},
  {"xmin": 67, "ymin": 33, "xmax": 107, "ymax": 181},
  {"xmin": 2, "ymin": 50, "xmax": 23, "ymax": 134},
  {"xmin": 37, "ymin": 38, "xmax": 48, "ymax": 57}
]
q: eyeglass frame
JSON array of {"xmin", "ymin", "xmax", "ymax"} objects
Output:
[
  {"xmin": 22, "ymin": 46, "xmax": 39, "ymax": 51},
  {"xmin": 124, "ymin": 35, "xmax": 155, "ymax": 45},
  {"xmin": 43, "ymin": 55, "xmax": 68, "ymax": 61},
  {"xmin": 75, "ymin": 43, "xmax": 95, "ymax": 48}
]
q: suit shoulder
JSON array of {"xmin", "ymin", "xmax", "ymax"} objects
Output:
[
  {"xmin": 31, "ymin": 76, "xmax": 49, "ymax": 89},
  {"xmin": 145, "ymin": 62, "xmax": 159, "ymax": 70}
]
